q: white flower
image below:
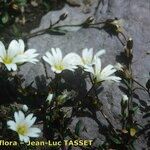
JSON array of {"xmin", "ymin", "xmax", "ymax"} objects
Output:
[
  {"xmin": 79, "ymin": 48, "xmax": 106, "ymax": 67},
  {"xmin": 46, "ymin": 93, "xmax": 53, "ymax": 104},
  {"xmin": 43, "ymin": 48, "xmax": 80, "ymax": 73},
  {"xmin": 0, "ymin": 39, "xmax": 39, "ymax": 71},
  {"xmin": 7, "ymin": 111, "xmax": 41, "ymax": 143},
  {"xmin": 22, "ymin": 105, "xmax": 28, "ymax": 112},
  {"xmin": 122, "ymin": 95, "xmax": 128, "ymax": 101},
  {"xmin": 84, "ymin": 58, "xmax": 121, "ymax": 83}
]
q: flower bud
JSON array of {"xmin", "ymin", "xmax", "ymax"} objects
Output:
[
  {"xmin": 127, "ymin": 38, "xmax": 133, "ymax": 50},
  {"xmin": 125, "ymin": 38, "xmax": 133, "ymax": 58},
  {"xmin": 121, "ymin": 95, "xmax": 128, "ymax": 109},
  {"xmin": 59, "ymin": 12, "xmax": 68, "ymax": 21},
  {"xmin": 85, "ymin": 16, "xmax": 95, "ymax": 24},
  {"xmin": 46, "ymin": 93, "xmax": 53, "ymax": 104},
  {"xmin": 107, "ymin": 18, "xmax": 124, "ymax": 33},
  {"xmin": 122, "ymin": 95, "xmax": 128, "ymax": 101},
  {"xmin": 22, "ymin": 105, "xmax": 28, "ymax": 112},
  {"xmin": 11, "ymin": 4, "xmax": 19, "ymax": 11}
]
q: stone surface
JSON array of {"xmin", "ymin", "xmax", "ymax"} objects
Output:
[{"xmin": 20, "ymin": 1, "xmax": 150, "ymax": 149}]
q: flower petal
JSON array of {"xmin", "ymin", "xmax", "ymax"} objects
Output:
[
  {"xmin": 18, "ymin": 39, "xmax": 25, "ymax": 54},
  {"xmin": 25, "ymin": 113, "xmax": 34, "ymax": 122},
  {"xmin": 19, "ymin": 135, "xmax": 25, "ymax": 142},
  {"xmin": 51, "ymin": 48, "xmax": 62, "ymax": 62},
  {"xmin": 26, "ymin": 116, "xmax": 36, "ymax": 127},
  {"xmin": 22, "ymin": 136, "xmax": 30, "ymax": 143},
  {"xmin": 82, "ymin": 48, "xmax": 93, "ymax": 64},
  {"xmin": 27, "ymin": 127, "xmax": 41, "ymax": 137},
  {"xmin": 84, "ymin": 65, "xmax": 95, "ymax": 74},
  {"xmin": 94, "ymin": 49, "xmax": 106, "ymax": 58},
  {"xmin": 43, "ymin": 51, "xmax": 55, "ymax": 65},
  {"xmin": 63, "ymin": 52, "xmax": 81, "ymax": 66},
  {"xmin": 5, "ymin": 63, "xmax": 17, "ymax": 71},
  {"xmin": 12, "ymin": 55, "xmax": 26, "ymax": 64},
  {"xmin": 0, "ymin": 41, "xmax": 6, "ymax": 59},
  {"xmin": 14, "ymin": 111, "xmax": 25, "ymax": 123},
  {"xmin": 104, "ymin": 76, "xmax": 121, "ymax": 82},
  {"xmin": 7, "ymin": 120, "xmax": 16, "ymax": 131},
  {"xmin": 24, "ymin": 49, "xmax": 39, "ymax": 63},
  {"xmin": 94, "ymin": 58, "xmax": 101, "ymax": 75},
  {"xmin": 101, "ymin": 64, "xmax": 116, "ymax": 78},
  {"xmin": 7, "ymin": 40, "xmax": 19, "ymax": 58}
]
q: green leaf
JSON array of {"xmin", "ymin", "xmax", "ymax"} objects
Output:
[
  {"xmin": 12, "ymin": 24, "xmax": 22, "ymax": 37},
  {"xmin": 16, "ymin": 0, "xmax": 27, "ymax": 6},
  {"xmin": 131, "ymin": 106, "xmax": 139, "ymax": 114},
  {"xmin": 2, "ymin": 13, "xmax": 9, "ymax": 24},
  {"xmin": 110, "ymin": 136, "xmax": 121, "ymax": 144},
  {"xmin": 75, "ymin": 120, "xmax": 84, "ymax": 136},
  {"xmin": 146, "ymin": 79, "xmax": 150, "ymax": 91}
]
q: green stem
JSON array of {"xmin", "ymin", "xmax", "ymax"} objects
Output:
[
  {"xmin": 127, "ymin": 59, "xmax": 133, "ymax": 125},
  {"xmin": 88, "ymin": 73, "xmax": 118, "ymax": 135},
  {"xmin": 132, "ymin": 78, "xmax": 149, "ymax": 93}
]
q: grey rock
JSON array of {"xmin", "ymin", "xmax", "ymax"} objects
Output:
[{"xmin": 20, "ymin": 1, "xmax": 150, "ymax": 149}]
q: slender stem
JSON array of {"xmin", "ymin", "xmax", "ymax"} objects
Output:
[
  {"xmin": 132, "ymin": 78, "xmax": 149, "ymax": 93},
  {"xmin": 117, "ymin": 35, "xmax": 126, "ymax": 46},
  {"xmin": 24, "ymin": 28, "xmax": 49, "ymax": 39},
  {"xmin": 42, "ymin": 59, "xmax": 50, "ymax": 79},
  {"xmin": 88, "ymin": 73, "xmax": 118, "ymax": 134},
  {"xmin": 23, "ymin": 20, "xmax": 107, "ymax": 39},
  {"xmin": 127, "ymin": 59, "xmax": 133, "ymax": 125},
  {"xmin": 84, "ymin": 83, "xmax": 95, "ymax": 98},
  {"xmin": 55, "ymin": 73, "xmax": 61, "ymax": 96},
  {"xmin": 88, "ymin": 21, "xmax": 106, "ymax": 26},
  {"xmin": 120, "ymin": 32, "xmax": 127, "ymax": 42}
]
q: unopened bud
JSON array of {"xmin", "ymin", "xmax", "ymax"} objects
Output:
[
  {"xmin": 122, "ymin": 95, "xmax": 128, "ymax": 101},
  {"xmin": 11, "ymin": 4, "xmax": 19, "ymax": 10},
  {"xmin": 107, "ymin": 18, "xmax": 123, "ymax": 33},
  {"xmin": 121, "ymin": 95, "xmax": 128, "ymax": 108},
  {"xmin": 46, "ymin": 93, "xmax": 53, "ymax": 104},
  {"xmin": 86, "ymin": 16, "xmax": 95, "ymax": 23},
  {"xmin": 22, "ymin": 105, "xmax": 28, "ymax": 112},
  {"xmin": 21, "ymin": 6, "xmax": 25, "ymax": 13},
  {"xmin": 59, "ymin": 13, "xmax": 68, "ymax": 21},
  {"xmin": 127, "ymin": 38, "xmax": 133, "ymax": 50}
]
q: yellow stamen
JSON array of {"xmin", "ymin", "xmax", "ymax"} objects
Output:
[
  {"xmin": 16, "ymin": 124, "xmax": 28, "ymax": 136},
  {"xmin": 55, "ymin": 64, "xmax": 64, "ymax": 71},
  {"xmin": 3, "ymin": 56, "xmax": 12, "ymax": 64}
]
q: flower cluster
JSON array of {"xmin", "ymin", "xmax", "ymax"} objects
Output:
[
  {"xmin": 0, "ymin": 39, "xmax": 121, "ymax": 83},
  {"xmin": 43, "ymin": 48, "xmax": 121, "ymax": 83}
]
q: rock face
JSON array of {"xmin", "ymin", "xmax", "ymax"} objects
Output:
[{"xmin": 20, "ymin": 0, "xmax": 150, "ymax": 149}]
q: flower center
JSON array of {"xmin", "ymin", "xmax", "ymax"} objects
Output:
[
  {"xmin": 3, "ymin": 56, "xmax": 12, "ymax": 64},
  {"xmin": 16, "ymin": 124, "xmax": 28, "ymax": 136},
  {"xmin": 55, "ymin": 64, "xmax": 64, "ymax": 71},
  {"xmin": 83, "ymin": 58, "xmax": 91, "ymax": 64}
]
